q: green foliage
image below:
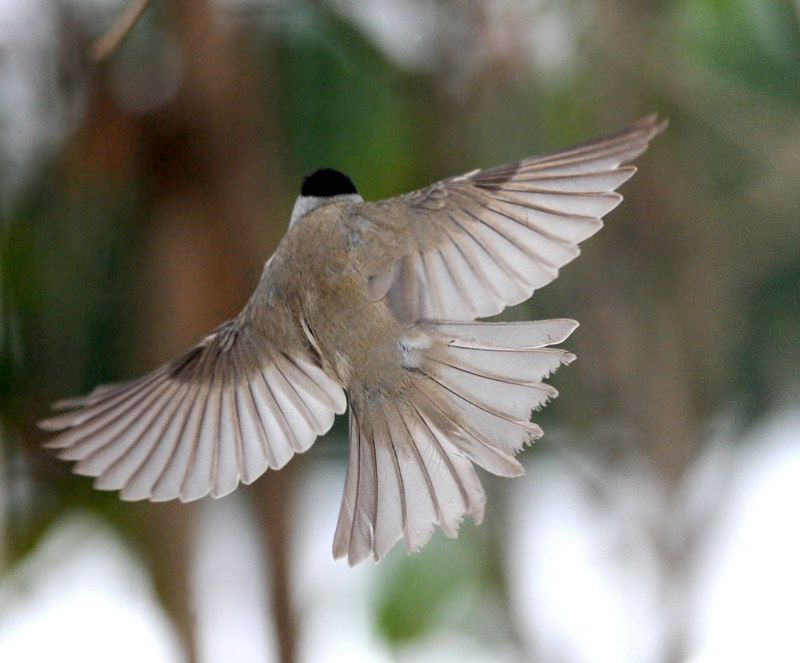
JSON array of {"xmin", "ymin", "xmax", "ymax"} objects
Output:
[
  {"xmin": 678, "ymin": 0, "xmax": 800, "ymax": 99},
  {"xmin": 271, "ymin": 4, "xmax": 421, "ymax": 198},
  {"xmin": 736, "ymin": 263, "xmax": 800, "ymax": 423},
  {"xmin": 375, "ymin": 526, "xmax": 495, "ymax": 645}
]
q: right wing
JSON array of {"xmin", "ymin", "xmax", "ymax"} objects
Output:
[
  {"xmin": 40, "ymin": 316, "xmax": 347, "ymax": 502},
  {"xmin": 349, "ymin": 116, "xmax": 666, "ymax": 325}
]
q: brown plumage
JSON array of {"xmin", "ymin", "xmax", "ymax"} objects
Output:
[{"xmin": 40, "ymin": 116, "xmax": 666, "ymax": 565}]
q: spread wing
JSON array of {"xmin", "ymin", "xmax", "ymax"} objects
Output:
[
  {"xmin": 351, "ymin": 115, "xmax": 666, "ymax": 325},
  {"xmin": 40, "ymin": 315, "xmax": 347, "ymax": 502}
]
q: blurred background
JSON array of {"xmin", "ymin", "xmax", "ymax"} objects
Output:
[{"xmin": 1, "ymin": 0, "xmax": 800, "ymax": 661}]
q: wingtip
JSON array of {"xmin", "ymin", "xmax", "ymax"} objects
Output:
[
  {"xmin": 50, "ymin": 398, "xmax": 83, "ymax": 412},
  {"xmin": 634, "ymin": 113, "xmax": 669, "ymax": 138},
  {"xmin": 38, "ymin": 418, "xmax": 63, "ymax": 433}
]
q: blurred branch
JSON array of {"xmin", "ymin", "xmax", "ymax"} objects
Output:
[
  {"xmin": 90, "ymin": 0, "xmax": 156, "ymax": 61},
  {"xmin": 256, "ymin": 465, "xmax": 298, "ymax": 663}
]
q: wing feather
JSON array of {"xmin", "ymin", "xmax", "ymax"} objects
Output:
[
  {"xmin": 96, "ymin": 383, "xmax": 188, "ymax": 493},
  {"xmin": 350, "ymin": 116, "xmax": 666, "ymax": 324},
  {"xmin": 40, "ymin": 316, "xmax": 346, "ymax": 502}
]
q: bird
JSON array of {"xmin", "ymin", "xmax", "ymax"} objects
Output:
[{"xmin": 40, "ymin": 115, "xmax": 665, "ymax": 565}]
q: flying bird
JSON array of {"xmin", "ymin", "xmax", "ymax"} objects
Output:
[{"xmin": 41, "ymin": 116, "xmax": 665, "ymax": 565}]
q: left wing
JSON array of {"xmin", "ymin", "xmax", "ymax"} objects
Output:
[{"xmin": 40, "ymin": 316, "xmax": 347, "ymax": 502}]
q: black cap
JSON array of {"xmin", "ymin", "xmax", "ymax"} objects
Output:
[{"xmin": 301, "ymin": 168, "xmax": 358, "ymax": 197}]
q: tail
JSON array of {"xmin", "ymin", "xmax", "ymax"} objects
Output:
[{"xmin": 332, "ymin": 318, "xmax": 577, "ymax": 565}]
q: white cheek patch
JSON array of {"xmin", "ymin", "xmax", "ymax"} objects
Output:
[
  {"xmin": 290, "ymin": 196, "xmax": 324, "ymax": 227},
  {"xmin": 289, "ymin": 193, "xmax": 364, "ymax": 227}
]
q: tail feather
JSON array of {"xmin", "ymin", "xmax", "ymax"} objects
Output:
[
  {"xmin": 434, "ymin": 344, "xmax": 572, "ymax": 385},
  {"xmin": 332, "ymin": 408, "xmax": 376, "ymax": 565},
  {"xmin": 428, "ymin": 361, "xmax": 556, "ymax": 425},
  {"xmin": 333, "ymin": 394, "xmax": 486, "ymax": 565},
  {"xmin": 370, "ymin": 407, "xmax": 408, "ymax": 559},
  {"xmin": 397, "ymin": 399, "xmax": 486, "ymax": 539},
  {"xmin": 333, "ymin": 319, "xmax": 576, "ymax": 564},
  {"xmin": 409, "ymin": 380, "xmax": 524, "ymax": 477},
  {"xmin": 426, "ymin": 319, "xmax": 578, "ymax": 348}
]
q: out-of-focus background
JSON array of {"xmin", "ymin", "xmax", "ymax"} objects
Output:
[{"xmin": 1, "ymin": 1, "xmax": 799, "ymax": 662}]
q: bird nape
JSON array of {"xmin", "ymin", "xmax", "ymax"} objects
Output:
[{"xmin": 40, "ymin": 115, "xmax": 666, "ymax": 565}]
